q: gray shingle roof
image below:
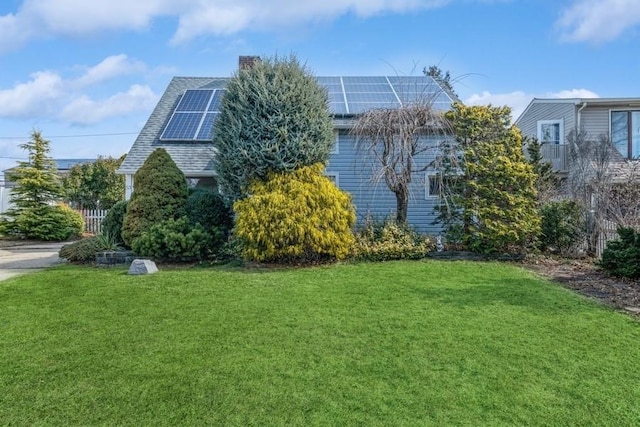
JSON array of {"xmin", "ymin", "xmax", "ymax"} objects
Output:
[
  {"xmin": 119, "ymin": 77, "xmax": 228, "ymax": 176},
  {"xmin": 119, "ymin": 75, "xmax": 453, "ymax": 176}
]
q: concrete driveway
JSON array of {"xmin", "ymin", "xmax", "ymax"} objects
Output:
[{"xmin": 0, "ymin": 242, "xmax": 66, "ymax": 281}]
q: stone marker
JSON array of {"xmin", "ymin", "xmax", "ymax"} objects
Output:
[{"xmin": 128, "ymin": 259, "xmax": 159, "ymax": 275}]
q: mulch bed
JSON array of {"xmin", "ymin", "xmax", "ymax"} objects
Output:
[{"xmin": 521, "ymin": 256, "xmax": 640, "ymax": 317}]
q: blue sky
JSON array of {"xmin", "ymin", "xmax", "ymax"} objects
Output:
[{"xmin": 1, "ymin": 0, "xmax": 639, "ymax": 174}]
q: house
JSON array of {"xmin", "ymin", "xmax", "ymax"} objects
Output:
[
  {"xmin": 1, "ymin": 158, "xmax": 96, "ymax": 214},
  {"xmin": 516, "ymin": 98, "xmax": 640, "ymax": 173},
  {"xmin": 3, "ymin": 158, "xmax": 95, "ymax": 188},
  {"xmin": 118, "ymin": 57, "xmax": 456, "ymax": 233}
]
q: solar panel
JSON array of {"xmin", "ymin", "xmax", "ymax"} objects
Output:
[
  {"xmin": 342, "ymin": 76, "xmax": 388, "ymax": 84},
  {"xmin": 348, "ymin": 102, "xmax": 401, "ymax": 114},
  {"xmin": 160, "ymin": 112, "xmax": 203, "ymax": 140},
  {"xmin": 328, "ymin": 102, "xmax": 348, "ymax": 115},
  {"xmin": 196, "ymin": 113, "xmax": 219, "ymax": 140},
  {"xmin": 176, "ymin": 90, "xmax": 214, "ymax": 112},
  {"xmin": 207, "ymin": 89, "xmax": 226, "ymax": 111},
  {"xmin": 316, "ymin": 76, "xmax": 341, "ymax": 85},
  {"xmin": 346, "ymin": 92, "xmax": 398, "ymax": 103},
  {"xmin": 321, "ymin": 83, "xmax": 344, "ymax": 93}
]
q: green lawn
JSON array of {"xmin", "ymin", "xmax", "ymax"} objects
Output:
[{"xmin": 1, "ymin": 261, "xmax": 639, "ymax": 426}]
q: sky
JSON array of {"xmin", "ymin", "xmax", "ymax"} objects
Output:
[{"xmin": 1, "ymin": 0, "xmax": 639, "ymax": 175}]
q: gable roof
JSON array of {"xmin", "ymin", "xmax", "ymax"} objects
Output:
[
  {"xmin": 119, "ymin": 75, "xmax": 455, "ymax": 176},
  {"xmin": 516, "ymin": 97, "xmax": 640, "ymax": 124}
]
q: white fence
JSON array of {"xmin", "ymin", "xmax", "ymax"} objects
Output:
[
  {"xmin": 596, "ymin": 220, "xmax": 619, "ymax": 258},
  {"xmin": 78, "ymin": 209, "xmax": 108, "ymax": 235}
]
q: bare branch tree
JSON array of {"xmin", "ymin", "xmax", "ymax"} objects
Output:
[{"xmin": 352, "ymin": 100, "xmax": 451, "ymax": 224}]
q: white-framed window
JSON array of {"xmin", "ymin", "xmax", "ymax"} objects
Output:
[
  {"xmin": 611, "ymin": 110, "xmax": 640, "ymax": 159},
  {"xmin": 325, "ymin": 171, "xmax": 339, "ymax": 187},
  {"xmin": 331, "ymin": 130, "xmax": 340, "ymax": 154},
  {"xmin": 426, "ymin": 174, "xmax": 439, "ymax": 199},
  {"xmin": 537, "ymin": 120, "xmax": 564, "ymax": 145}
]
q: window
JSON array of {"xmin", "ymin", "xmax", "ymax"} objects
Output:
[
  {"xmin": 331, "ymin": 130, "xmax": 340, "ymax": 154},
  {"xmin": 611, "ymin": 110, "xmax": 640, "ymax": 159},
  {"xmin": 426, "ymin": 174, "xmax": 459, "ymax": 199},
  {"xmin": 325, "ymin": 172, "xmax": 339, "ymax": 187},
  {"xmin": 537, "ymin": 120, "xmax": 564, "ymax": 145}
]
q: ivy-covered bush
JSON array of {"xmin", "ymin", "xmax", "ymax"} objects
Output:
[
  {"xmin": 132, "ymin": 216, "xmax": 223, "ymax": 262},
  {"xmin": 539, "ymin": 200, "xmax": 585, "ymax": 254},
  {"xmin": 600, "ymin": 227, "xmax": 640, "ymax": 279},
  {"xmin": 234, "ymin": 163, "xmax": 355, "ymax": 263},
  {"xmin": 186, "ymin": 189, "xmax": 233, "ymax": 233},
  {"xmin": 101, "ymin": 200, "xmax": 128, "ymax": 247},
  {"xmin": 59, "ymin": 236, "xmax": 102, "ymax": 263},
  {"xmin": 1, "ymin": 203, "xmax": 84, "ymax": 241},
  {"xmin": 354, "ymin": 218, "xmax": 434, "ymax": 261},
  {"xmin": 121, "ymin": 148, "xmax": 188, "ymax": 246}
]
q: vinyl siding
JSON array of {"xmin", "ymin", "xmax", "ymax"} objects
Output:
[
  {"xmin": 580, "ymin": 106, "xmax": 611, "ymax": 137},
  {"xmin": 326, "ymin": 130, "xmax": 444, "ymax": 234},
  {"xmin": 516, "ymin": 101, "xmax": 576, "ymax": 142}
]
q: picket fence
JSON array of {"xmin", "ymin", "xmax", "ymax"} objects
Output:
[
  {"xmin": 596, "ymin": 219, "xmax": 619, "ymax": 258},
  {"xmin": 78, "ymin": 209, "xmax": 108, "ymax": 235}
]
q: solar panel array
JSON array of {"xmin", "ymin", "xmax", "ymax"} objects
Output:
[
  {"xmin": 159, "ymin": 77, "xmax": 453, "ymax": 141},
  {"xmin": 160, "ymin": 89, "xmax": 225, "ymax": 141},
  {"xmin": 317, "ymin": 76, "xmax": 452, "ymax": 115}
]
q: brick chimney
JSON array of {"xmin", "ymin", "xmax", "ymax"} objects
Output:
[{"xmin": 239, "ymin": 55, "xmax": 261, "ymax": 70}]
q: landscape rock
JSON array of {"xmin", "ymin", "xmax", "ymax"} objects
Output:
[{"xmin": 128, "ymin": 259, "xmax": 159, "ymax": 275}]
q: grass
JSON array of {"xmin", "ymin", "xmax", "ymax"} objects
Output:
[{"xmin": 1, "ymin": 260, "xmax": 640, "ymax": 425}]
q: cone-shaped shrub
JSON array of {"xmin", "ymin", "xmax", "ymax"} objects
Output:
[
  {"xmin": 234, "ymin": 163, "xmax": 355, "ymax": 263},
  {"xmin": 122, "ymin": 149, "xmax": 188, "ymax": 246}
]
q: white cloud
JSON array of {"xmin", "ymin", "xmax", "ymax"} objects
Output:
[
  {"xmin": 465, "ymin": 88, "xmax": 600, "ymax": 121},
  {"xmin": 557, "ymin": 0, "xmax": 640, "ymax": 43},
  {"xmin": 0, "ymin": 55, "xmax": 155, "ymax": 125},
  {"xmin": 73, "ymin": 54, "xmax": 146, "ymax": 88},
  {"xmin": 0, "ymin": 71, "xmax": 64, "ymax": 117},
  {"xmin": 60, "ymin": 85, "xmax": 159, "ymax": 125},
  {"xmin": 0, "ymin": 0, "xmax": 455, "ymax": 51}
]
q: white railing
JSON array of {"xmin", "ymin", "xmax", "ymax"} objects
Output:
[
  {"xmin": 540, "ymin": 144, "xmax": 569, "ymax": 172},
  {"xmin": 78, "ymin": 209, "xmax": 108, "ymax": 235}
]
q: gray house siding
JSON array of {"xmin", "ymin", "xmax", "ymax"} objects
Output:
[
  {"xmin": 515, "ymin": 101, "xmax": 576, "ymax": 142},
  {"xmin": 580, "ymin": 106, "xmax": 610, "ymax": 137},
  {"xmin": 120, "ymin": 74, "xmax": 453, "ymax": 234},
  {"xmin": 326, "ymin": 131, "xmax": 443, "ymax": 234}
]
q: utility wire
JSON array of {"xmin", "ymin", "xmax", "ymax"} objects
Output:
[{"xmin": 0, "ymin": 132, "xmax": 138, "ymax": 139}]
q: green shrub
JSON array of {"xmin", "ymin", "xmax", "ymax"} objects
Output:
[
  {"xmin": 1, "ymin": 203, "xmax": 84, "ymax": 241},
  {"xmin": 600, "ymin": 227, "xmax": 640, "ymax": 279},
  {"xmin": 101, "ymin": 200, "xmax": 128, "ymax": 247},
  {"xmin": 132, "ymin": 216, "xmax": 223, "ymax": 262},
  {"xmin": 59, "ymin": 237, "xmax": 101, "ymax": 263},
  {"xmin": 122, "ymin": 148, "xmax": 188, "ymax": 246},
  {"xmin": 539, "ymin": 200, "xmax": 585, "ymax": 254},
  {"xmin": 234, "ymin": 163, "xmax": 356, "ymax": 263},
  {"xmin": 186, "ymin": 189, "xmax": 233, "ymax": 233},
  {"xmin": 354, "ymin": 217, "xmax": 434, "ymax": 261}
]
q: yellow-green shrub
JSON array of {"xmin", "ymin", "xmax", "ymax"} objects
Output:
[
  {"xmin": 354, "ymin": 217, "xmax": 434, "ymax": 261},
  {"xmin": 234, "ymin": 163, "xmax": 355, "ymax": 263}
]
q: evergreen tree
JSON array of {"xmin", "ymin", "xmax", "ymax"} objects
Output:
[
  {"xmin": 0, "ymin": 131, "xmax": 84, "ymax": 241},
  {"xmin": 213, "ymin": 54, "xmax": 334, "ymax": 201},
  {"xmin": 438, "ymin": 103, "xmax": 540, "ymax": 254},
  {"xmin": 121, "ymin": 148, "xmax": 188, "ymax": 246},
  {"xmin": 424, "ymin": 65, "xmax": 458, "ymax": 98},
  {"xmin": 525, "ymin": 136, "xmax": 558, "ymax": 204},
  {"xmin": 5, "ymin": 130, "xmax": 63, "ymax": 211}
]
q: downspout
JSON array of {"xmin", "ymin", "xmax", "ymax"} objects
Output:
[{"xmin": 577, "ymin": 100, "xmax": 587, "ymax": 129}]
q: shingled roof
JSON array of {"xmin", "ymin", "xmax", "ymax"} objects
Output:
[
  {"xmin": 119, "ymin": 77, "xmax": 228, "ymax": 176},
  {"xmin": 119, "ymin": 75, "xmax": 455, "ymax": 177}
]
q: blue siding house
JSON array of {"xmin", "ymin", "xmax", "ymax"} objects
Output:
[{"xmin": 119, "ymin": 58, "xmax": 456, "ymax": 233}]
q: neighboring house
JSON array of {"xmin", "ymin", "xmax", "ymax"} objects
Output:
[
  {"xmin": 0, "ymin": 158, "xmax": 95, "ymax": 214},
  {"xmin": 516, "ymin": 98, "xmax": 640, "ymax": 173},
  {"xmin": 118, "ymin": 57, "xmax": 456, "ymax": 233},
  {"xmin": 2, "ymin": 158, "xmax": 95, "ymax": 189}
]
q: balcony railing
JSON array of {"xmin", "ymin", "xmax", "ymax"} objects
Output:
[{"xmin": 540, "ymin": 143, "xmax": 569, "ymax": 172}]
